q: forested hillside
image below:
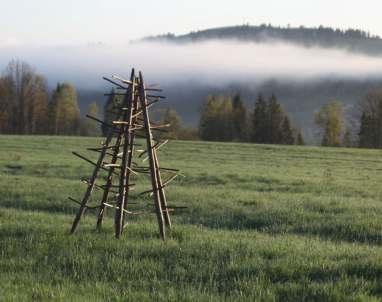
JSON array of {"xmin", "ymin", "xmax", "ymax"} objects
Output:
[{"xmin": 143, "ymin": 24, "xmax": 382, "ymax": 56}]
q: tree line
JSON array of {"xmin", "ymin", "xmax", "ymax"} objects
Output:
[
  {"xmin": 196, "ymin": 89, "xmax": 382, "ymax": 149},
  {"xmin": 4, "ymin": 59, "xmax": 382, "ymax": 149},
  {"xmin": 198, "ymin": 93, "xmax": 304, "ymax": 145},
  {"xmin": 0, "ymin": 60, "xmax": 100, "ymax": 136}
]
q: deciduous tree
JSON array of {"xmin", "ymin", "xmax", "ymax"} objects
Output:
[
  {"xmin": 315, "ymin": 100, "xmax": 343, "ymax": 147},
  {"xmin": 50, "ymin": 83, "xmax": 80, "ymax": 135}
]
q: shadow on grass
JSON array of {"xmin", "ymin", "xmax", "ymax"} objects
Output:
[
  {"xmin": 0, "ymin": 197, "xmax": 77, "ymax": 215},
  {"xmin": 177, "ymin": 207, "xmax": 382, "ymax": 246}
]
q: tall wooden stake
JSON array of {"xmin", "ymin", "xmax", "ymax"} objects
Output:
[
  {"xmin": 138, "ymin": 71, "xmax": 166, "ymax": 239},
  {"xmin": 115, "ymin": 71, "xmax": 136, "ymax": 239}
]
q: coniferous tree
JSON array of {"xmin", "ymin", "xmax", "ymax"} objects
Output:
[
  {"xmin": 199, "ymin": 92, "xmax": 297, "ymax": 144},
  {"xmin": 252, "ymin": 94, "xmax": 268, "ymax": 143},
  {"xmin": 267, "ymin": 94, "xmax": 284, "ymax": 144},
  {"xmin": 199, "ymin": 95, "xmax": 234, "ymax": 141},
  {"xmin": 199, "ymin": 95, "xmax": 218, "ymax": 141},
  {"xmin": 280, "ymin": 116, "xmax": 294, "ymax": 145},
  {"xmin": 218, "ymin": 97, "xmax": 235, "ymax": 141},
  {"xmin": 232, "ymin": 93, "xmax": 247, "ymax": 141},
  {"xmin": 359, "ymin": 112, "xmax": 375, "ymax": 148},
  {"xmin": 358, "ymin": 90, "xmax": 382, "ymax": 148},
  {"xmin": 296, "ymin": 131, "xmax": 305, "ymax": 145}
]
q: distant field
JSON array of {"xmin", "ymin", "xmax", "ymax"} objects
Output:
[{"xmin": 2, "ymin": 135, "xmax": 382, "ymax": 301}]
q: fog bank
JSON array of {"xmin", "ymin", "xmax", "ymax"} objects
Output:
[{"xmin": 1, "ymin": 40, "xmax": 382, "ymax": 88}]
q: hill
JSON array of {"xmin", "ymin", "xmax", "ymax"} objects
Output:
[
  {"xmin": 2, "ymin": 135, "xmax": 382, "ymax": 300},
  {"xmin": 143, "ymin": 24, "xmax": 382, "ymax": 56}
]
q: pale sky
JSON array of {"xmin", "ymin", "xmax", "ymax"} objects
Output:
[{"xmin": 1, "ymin": 0, "xmax": 382, "ymax": 46}]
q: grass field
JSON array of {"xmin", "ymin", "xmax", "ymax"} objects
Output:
[{"xmin": 2, "ymin": 135, "xmax": 382, "ymax": 301}]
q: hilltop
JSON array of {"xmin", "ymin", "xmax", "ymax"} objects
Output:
[{"xmin": 143, "ymin": 24, "xmax": 382, "ymax": 56}]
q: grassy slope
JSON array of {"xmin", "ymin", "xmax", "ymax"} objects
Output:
[{"xmin": 1, "ymin": 135, "xmax": 382, "ymax": 301}]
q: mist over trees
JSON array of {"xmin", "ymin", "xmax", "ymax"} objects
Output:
[
  {"xmin": 144, "ymin": 24, "xmax": 382, "ymax": 57},
  {"xmin": 3, "ymin": 58, "xmax": 382, "ymax": 149}
]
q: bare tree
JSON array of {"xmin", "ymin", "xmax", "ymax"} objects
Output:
[{"xmin": 0, "ymin": 59, "xmax": 48, "ymax": 134}]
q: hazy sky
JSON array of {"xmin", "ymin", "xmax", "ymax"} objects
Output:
[{"xmin": 1, "ymin": 0, "xmax": 382, "ymax": 46}]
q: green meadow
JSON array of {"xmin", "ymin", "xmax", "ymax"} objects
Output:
[{"xmin": 1, "ymin": 135, "xmax": 382, "ymax": 301}]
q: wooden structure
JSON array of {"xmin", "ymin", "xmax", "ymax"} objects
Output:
[{"xmin": 69, "ymin": 69, "xmax": 180, "ymax": 239}]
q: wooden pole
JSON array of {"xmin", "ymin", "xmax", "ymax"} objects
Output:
[
  {"xmin": 153, "ymin": 148, "xmax": 171, "ymax": 228},
  {"xmin": 114, "ymin": 71, "xmax": 136, "ymax": 239},
  {"xmin": 121, "ymin": 84, "xmax": 140, "ymax": 228},
  {"xmin": 137, "ymin": 71, "xmax": 166, "ymax": 240}
]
